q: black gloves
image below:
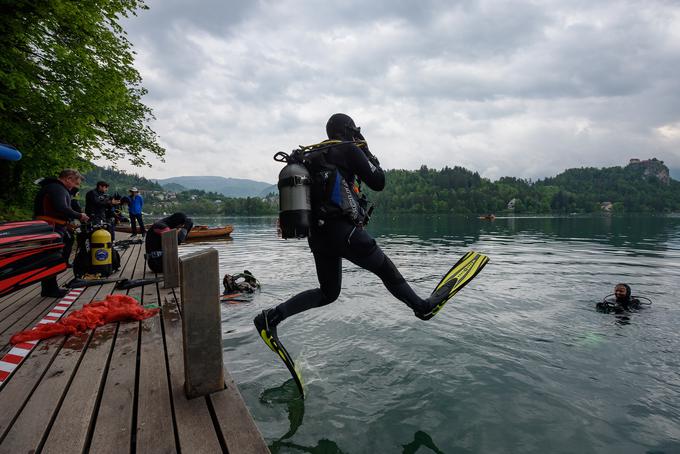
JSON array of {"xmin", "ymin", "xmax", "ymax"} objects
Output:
[{"xmin": 356, "ymin": 132, "xmax": 380, "ymax": 167}]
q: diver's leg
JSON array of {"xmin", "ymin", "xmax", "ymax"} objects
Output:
[
  {"xmin": 130, "ymin": 214, "xmax": 137, "ymax": 236},
  {"xmin": 138, "ymin": 214, "xmax": 146, "ymax": 235},
  {"xmin": 255, "ymin": 250, "xmax": 342, "ymax": 333},
  {"xmin": 276, "ymin": 251, "xmax": 341, "ymax": 319},
  {"xmin": 342, "ymin": 228, "xmax": 428, "ymax": 313}
]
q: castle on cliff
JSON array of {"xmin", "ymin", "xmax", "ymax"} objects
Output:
[{"xmin": 627, "ymin": 158, "xmax": 670, "ymax": 185}]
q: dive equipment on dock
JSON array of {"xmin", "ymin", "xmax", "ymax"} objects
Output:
[
  {"xmin": 0, "ymin": 220, "xmax": 66, "ymax": 297},
  {"xmin": 73, "ymin": 222, "xmax": 120, "ymax": 278}
]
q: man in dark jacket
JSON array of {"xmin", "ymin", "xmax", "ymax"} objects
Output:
[
  {"xmin": 85, "ymin": 180, "xmax": 119, "ymax": 239},
  {"xmin": 34, "ymin": 169, "xmax": 89, "ymax": 297}
]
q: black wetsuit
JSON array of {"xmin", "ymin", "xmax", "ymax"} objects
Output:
[
  {"xmin": 596, "ymin": 297, "xmax": 641, "ymax": 313},
  {"xmin": 85, "ymin": 189, "xmax": 112, "ymax": 223},
  {"xmin": 145, "ymin": 213, "xmax": 193, "ymax": 273},
  {"xmin": 274, "ymin": 144, "xmax": 428, "ymax": 322},
  {"xmin": 33, "ymin": 178, "xmax": 80, "ymax": 294}
]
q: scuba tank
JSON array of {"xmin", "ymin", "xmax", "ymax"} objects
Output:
[
  {"xmin": 275, "ymin": 151, "xmax": 311, "ymax": 239},
  {"xmin": 274, "ymin": 140, "xmax": 376, "ymax": 238},
  {"xmin": 89, "ymin": 227, "xmax": 113, "ymax": 276}
]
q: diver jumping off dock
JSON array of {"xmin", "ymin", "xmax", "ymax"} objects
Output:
[{"xmin": 255, "ymin": 113, "xmax": 489, "ymax": 395}]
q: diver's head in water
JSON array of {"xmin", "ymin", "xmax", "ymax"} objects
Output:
[{"xmin": 614, "ymin": 283, "xmax": 631, "ymax": 303}]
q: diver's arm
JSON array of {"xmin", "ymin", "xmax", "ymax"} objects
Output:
[{"xmin": 347, "ymin": 145, "xmax": 385, "ymax": 191}]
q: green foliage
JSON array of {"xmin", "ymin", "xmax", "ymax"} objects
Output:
[
  {"xmin": 364, "ymin": 163, "xmax": 680, "ymax": 214},
  {"xmin": 0, "ymin": 0, "xmax": 164, "ymax": 213},
  {"xmin": 82, "ymin": 166, "xmax": 163, "ymax": 195},
  {"xmin": 144, "ymin": 188, "xmax": 277, "ymax": 216}
]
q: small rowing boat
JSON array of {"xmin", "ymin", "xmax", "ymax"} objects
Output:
[{"xmin": 115, "ymin": 224, "xmax": 234, "ymax": 239}]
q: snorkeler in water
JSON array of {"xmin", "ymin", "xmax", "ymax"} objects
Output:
[{"xmin": 596, "ymin": 283, "xmax": 651, "ymax": 313}]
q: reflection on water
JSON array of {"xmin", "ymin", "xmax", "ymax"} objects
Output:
[
  {"xmin": 261, "ymin": 380, "xmax": 305, "ymax": 441},
  {"xmin": 182, "ymin": 215, "xmax": 680, "ymax": 453}
]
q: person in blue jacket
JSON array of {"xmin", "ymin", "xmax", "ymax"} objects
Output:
[{"xmin": 127, "ymin": 187, "xmax": 146, "ymax": 237}]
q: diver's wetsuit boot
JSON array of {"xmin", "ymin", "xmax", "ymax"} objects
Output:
[
  {"xmin": 41, "ymin": 277, "xmax": 69, "ymax": 298},
  {"xmin": 414, "ymin": 278, "xmax": 458, "ymax": 321},
  {"xmin": 254, "ymin": 308, "xmax": 284, "ymax": 352}
]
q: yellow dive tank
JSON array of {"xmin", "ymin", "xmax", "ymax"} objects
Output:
[{"xmin": 90, "ymin": 228, "xmax": 113, "ymax": 276}]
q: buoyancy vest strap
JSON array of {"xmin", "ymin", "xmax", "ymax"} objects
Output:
[
  {"xmin": 36, "ymin": 215, "xmax": 68, "ymax": 226},
  {"xmin": 278, "ymin": 175, "xmax": 311, "ymax": 188}
]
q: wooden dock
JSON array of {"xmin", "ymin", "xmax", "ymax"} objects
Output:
[{"xmin": 0, "ymin": 236, "xmax": 269, "ymax": 453}]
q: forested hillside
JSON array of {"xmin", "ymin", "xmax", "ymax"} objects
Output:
[
  {"xmin": 83, "ymin": 167, "xmax": 163, "ymax": 195},
  {"xmin": 364, "ymin": 159, "xmax": 680, "ymax": 214}
]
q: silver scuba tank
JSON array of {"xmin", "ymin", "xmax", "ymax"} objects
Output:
[{"xmin": 277, "ymin": 161, "xmax": 311, "ymax": 238}]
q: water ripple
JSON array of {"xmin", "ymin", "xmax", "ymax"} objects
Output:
[{"xmin": 187, "ymin": 215, "xmax": 680, "ymax": 453}]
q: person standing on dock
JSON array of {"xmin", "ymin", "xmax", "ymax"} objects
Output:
[
  {"xmin": 85, "ymin": 180, "xmax": 119, "ymax": 240},
  {"xmin": 33, "ymin": 169, "xmax": 89, "ymax": 297},
  {"xmin": 127, "ymin": 187, "xmax": 145, "ymax": 237}
]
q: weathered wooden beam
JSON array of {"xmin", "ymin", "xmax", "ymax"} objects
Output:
[
  {"xmin": 179, "ymin": 248, "xmax": 224, "ymax": 398},
  {"xmin": 161, "ymin": 229, "xmax": 179, "ymax": 288}
]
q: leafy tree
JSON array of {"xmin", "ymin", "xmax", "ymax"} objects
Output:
[{"xmin": 0, "ymin": 0, "xmax": 164, "ymax": 215}]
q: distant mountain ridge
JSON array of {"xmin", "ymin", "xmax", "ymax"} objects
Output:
[
  {"xmin": 155, "ymin": 176, "xmax": 274, "ymax": 198},
  {"xmin": 83, "ymin": 166, "xmax": 163, "ymax": 194}
]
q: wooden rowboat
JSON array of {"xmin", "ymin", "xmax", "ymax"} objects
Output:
[{"xmin": 115, "ymin": 223, "xmax": 233, "ymax": 239}]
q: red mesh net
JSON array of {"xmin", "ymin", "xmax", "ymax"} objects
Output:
[{"xmin": 10, "ymin": 294, "xmax": 159, "ymax": 344}]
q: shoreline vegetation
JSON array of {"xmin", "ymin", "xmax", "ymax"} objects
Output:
[
  {"xmin": 2, "ymin": 158, "xmax": 679, "ymax": 221},
  {"xmin": 85, "ymin": 158, "xmax": 680, "ymax": 217}
]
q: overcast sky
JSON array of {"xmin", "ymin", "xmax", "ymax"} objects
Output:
[{"xmin": 109, "ymin": 0, "xmax": 680, "ymax": 183}]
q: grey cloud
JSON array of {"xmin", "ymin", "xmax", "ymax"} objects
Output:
[{"xmin": 113, "ymin": 0, "xmax": 680, "ymax": 181}]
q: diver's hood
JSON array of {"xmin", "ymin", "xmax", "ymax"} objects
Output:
[{"xmin": 326, "ymin": 113, "xmax": 359, "ymax": 141}]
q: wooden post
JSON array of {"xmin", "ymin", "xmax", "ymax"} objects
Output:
[
  {"xmin": 179, "ymin": 248, "xmax": 224, "ymax": 398},
  {"xmin": 161, "ymin": 229, "xmax": 179, "ymax": 288}
]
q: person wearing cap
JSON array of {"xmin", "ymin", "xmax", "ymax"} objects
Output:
[
  {"xmin": 33, "ymin": 169, "xmax": 90, "ymax": 297},
  {"xmin": 127, "ymin": 187, "xmax": 145, "ymax": 237}
]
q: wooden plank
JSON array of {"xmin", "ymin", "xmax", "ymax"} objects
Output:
[
  {"xmin": 135, "ymin": 281, "xmax": 176, "ymax": 453},
  {"xmin": 0, "ymin": 330, "xmax": 92, "ymax": 451},
  {"xmin": 0, "ymin": 294, "xmax": 71, "ymax": 355},
  {"xmin": 0, "ymin": 282, "xmax": 40, "ymax": 310},
  {"xmin": 160, "ymin": 288, "xmax": 223, "ymax": 453},
  {"xmin": 88, "ymin": 244, "xmax": 145, "ymax": 454},
  {"xmin": 0, "ymin": 336, "xmax": 67, "ymax": 439},
  {"xmin": 0, "ymin": 272, "xmax": 71, "ymax": 334},
  {"xmin": 0, "ymin": 295, "xmax": 52, "ymax": 348},
  {"xmin": 135, "ymin": 315, "xmax": 176, "ymax": 453},
  {"xmin": 40, "ymin": 246, "xmax": 140, "ymax": 454},
  {"xmin": 0, "ymin": 284, "xmax": 100, "ymax": 441},
  {"xmin": 40, "ymin": 324, "xmax": 116, "ymax": 454},
  {"xmin": 162, "ymin": 229, "xmax": 179, "ymax": 288},
  {"xmin": 209, "ymin": 371, "xmax": 270, "ymax": 454},
  {"xmin": 85, "ymin": 320, "xmax": 139, "ymax": 454},
  {"xmin": 0, "ymin": 242, "xmax": 136, "ymax": 446},
  {"xmin": 179, "ymin": 249, "xmax": 224, "ymax": 398}
]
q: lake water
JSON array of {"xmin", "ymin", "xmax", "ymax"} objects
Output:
[{"xmin": 181, "ymin": 215, "xmax": 680, "ymax": 454}]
